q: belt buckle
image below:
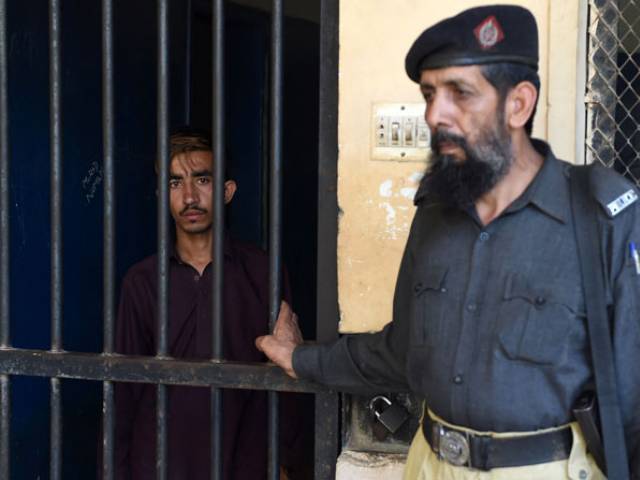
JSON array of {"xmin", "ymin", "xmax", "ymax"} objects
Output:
[{"xmin": 432, "ymin": 421, "xmax": 471, "ymax": 467}]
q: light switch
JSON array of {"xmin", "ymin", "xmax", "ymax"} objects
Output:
[
  {"xmin": 390, "ymin": 121, "xmax": 400, "ymax": 145},
  {"xmin": 371, "ymin": 103, "xmax": 430, "ymax": 162},
  {"xmin": 417, "ymin": 123, "xmax": 430, "ymax": 148},
  {"xmin": 403, "ymin": 119, "xmax": 415, "ymax": 146}
]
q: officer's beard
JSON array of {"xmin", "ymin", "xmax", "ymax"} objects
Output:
[{"xmin": 421, "ymin": 122, "xmax": 513, "ymax": 209}]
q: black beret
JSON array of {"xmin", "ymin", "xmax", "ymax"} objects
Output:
[{"xmin": 405, "ymin": 5, "xmax": 538, "ymax": 83}]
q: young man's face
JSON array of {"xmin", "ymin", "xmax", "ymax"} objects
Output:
[{"xmin": 168, "ymin": 150, "xmax": 236, "ymax": 236}]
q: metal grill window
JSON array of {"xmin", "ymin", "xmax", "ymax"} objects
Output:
[
  {"xmin": 586, "ymin": 0, "xmax": 640, "ymax": 184},
  {"xmin": 0, "ymin": 0, "xmax": 339, "ymax": 478}
]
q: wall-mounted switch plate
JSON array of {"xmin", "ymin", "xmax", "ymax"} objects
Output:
[{"xmin": 371, "ymin": 103, "xmax": 430, "ymax": 162}]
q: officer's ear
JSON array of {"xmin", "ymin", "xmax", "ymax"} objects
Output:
[
  {"xmin": 224, "ymin": 180, "xmax": 237, "ymax": 205},
  {"xmin": 505, "ymin": 80, "xmax": 538, "ymax": 131}
]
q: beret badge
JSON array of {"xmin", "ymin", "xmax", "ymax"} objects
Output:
[{"xmin": 474, "ymin": 15, "xmax": 504, "ymax": 50}]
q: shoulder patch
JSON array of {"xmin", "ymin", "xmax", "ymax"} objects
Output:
[
  {"xmin": 586, "ymin": 163, "xmax": 640, "ymax": 218},
  {"xmin": 606, "ymin": 189, "xmax": 638, "ymax": 217}
]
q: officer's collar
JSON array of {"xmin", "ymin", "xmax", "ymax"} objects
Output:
[{"xmin": 504, "ymin": 139, "xmax": 570, "ymax": 224}]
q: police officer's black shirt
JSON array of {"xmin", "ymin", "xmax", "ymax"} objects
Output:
[{"xmin": 293, "ymin": 140, "xmax": 640, "ymax": 466}]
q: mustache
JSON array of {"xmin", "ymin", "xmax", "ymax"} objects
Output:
[
  {"xmin": 179, "ymin": 205, "xmax": 207, "ymax": 216},
  {"xmin": 431, "ymin": 129, "xmax": 468, "ymax": 151}
]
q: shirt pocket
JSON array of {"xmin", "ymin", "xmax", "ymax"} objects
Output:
[
  {"xmin": 497, "ymin": 272, "xmax": 585, "ymax": 365},
  {"xmin": 412, "ymin": 265, "xmax": 449, "ymax": 347}
]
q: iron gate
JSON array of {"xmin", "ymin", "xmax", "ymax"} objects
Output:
[{"xmin": 0, "ymin": 0, "xmax": 339, "ymax": 479}]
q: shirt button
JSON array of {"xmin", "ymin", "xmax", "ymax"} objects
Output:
[
  {"xmin": 479, "ymin": 231, "xmax": 490, "ymax": 242},
  {"xmin": 466, "ymin": 303, "xmax": 476, "ymax": 312},
  {"xmin": 579, "ymin": 470, "xmax": 588, "ymax": 480},
  {"xmin": 535, "ymin": 296, "xmax": 546, "ymax": 306},
  {"xmin": 440, "ymin": 287, "xmax": 447, "ymax": 293},
  {"xmin": 414, "ymin": 282, "xmax": 423, "ymax": 293},
  {"xmin": 453, "ymin": 375, "xmax": 464, "ymax": 385},
  {"xmin": 194, "ymin": 275, "xmax": 200, "ymax": 282}
]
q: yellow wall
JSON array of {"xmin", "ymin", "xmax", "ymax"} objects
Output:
[{"xmin": 337, "ymin": 0, "xmax": 582, "ymax": 333}]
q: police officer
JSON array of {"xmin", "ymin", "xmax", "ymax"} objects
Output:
[{"xmin": 257, "ymin": 5, "xmax": 640, "ymax": 479}]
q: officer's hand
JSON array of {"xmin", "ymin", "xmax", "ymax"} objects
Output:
[{"xmin": 255, "ymin": 301, "xmax": 302, "ymax": 379}]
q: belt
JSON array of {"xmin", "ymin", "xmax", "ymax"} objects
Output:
[{"xmin": 422, "ymin": 413, "xmax": 573, "ymax": 471}]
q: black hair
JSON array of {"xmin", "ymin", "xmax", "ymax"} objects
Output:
[
  {"xmin": 167, "ymin": 125, "xmax": 233, "ymax": 180},
  {"xmin": 480, "ymin": 63, "xmax": 540, "ymax": 136}
]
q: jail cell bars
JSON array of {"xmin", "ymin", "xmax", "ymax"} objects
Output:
[{"xmin": 0, "ymin": 0, "xmax": 339, "ymax": 479}]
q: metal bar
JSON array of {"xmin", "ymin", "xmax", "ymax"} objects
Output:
[
  {"xmin": 267, "ymin": 389, "xmax": 279, "ymax": 480},
  {"xmin": 210, "ymin": 388, "xmax": 222, "ymax": 480},
  {"xmin": 49, "ymin": 0, "xmax": 63, "ymax": 353},
  {"xmin": 314, "ymin": 393, "xmax": 339, "ymax": 479},
  {"xmin": 50, "ymin": 377, "xmax": 62, "ymax": 480},
  {"xmin": 102, "ymin": 381, "xmax": 114, "ymax": 480},
  {"xmin": 0, "ymin": 0, "xmax": 9, "ymax": 350},
  {"xmin": 0, "ymin": 1, "xmax": 9, "ymax": 476},
  {"xmin": 269, "ymin": 0, "xmax": 283, "ymax": 342},
  {"xmin": 316, "ymin": 0, "xmax": 339, "ymax": 346},
  {"xmin": 0, "ymin": 349, "xmax": 328, "ymax": 392},
  {"xmin": 156, "ymin": 384, "xmax": 167, "ymax": 480},
  {"xmin": 316, "ymin": 0, "xmax": 340, "ymax": 477},
  {"xmin": 211, "ymin": 1, "xmax": 225, "ymax": 477},
  {"xmin": 184, "ymin": 0, "xmax": 192, "ymax": 125},
  {"xmin": 101, "ymin": 1, "xmax": 115, "ymax": 478},
  {"xmin": 157, "ymin": 1, "xmax": 170, "ymax": 479},
  {"xmin": 576, "ymin": 0, "xmax": 589, "ymax": 165},
  {"xmin": 268, "ymin": 1, "xmax": 284, "ymax": 478},
  {"xmin": 211, "ymin": 0, "xmax": 224, "ymax": 365},
  {"xmin": 0, "ymin": 376, "xmax": 8, "ymax": 479},
  {"xmin": 49, "ymin": 1, "xmax": 63, "ymax": 477},
  {"xmin": 102, "ymin": 0, "xmax": 115, "ymax": 356},
  {"xmin": 157, "ymin": 0, "xmax": 170, "ymax": 361}
]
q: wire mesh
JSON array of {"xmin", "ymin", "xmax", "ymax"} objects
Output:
[{"xmin": 587, "ymin": 0, "xmax": 640, "ymax": 184}]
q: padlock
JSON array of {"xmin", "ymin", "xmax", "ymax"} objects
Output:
[{"xmin": 368, "ymin": 395, "xmax": 409, "ymax": 434}]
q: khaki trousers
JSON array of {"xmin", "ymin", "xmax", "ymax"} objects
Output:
[{"xmin": 403, "ymin": 410, "xmax": 606, "ymax": 480}]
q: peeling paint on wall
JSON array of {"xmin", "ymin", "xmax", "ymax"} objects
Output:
[
  {"xmin": 375, "ymin": 171, "xmax": 424, "ymax": 240},
  {"xmin": 380, "ymin": 201, "xmax": 396, "ymax": 222},
  {"xmin": 379, "ymin": 179, "xmax": 393, "ymax": 198}
]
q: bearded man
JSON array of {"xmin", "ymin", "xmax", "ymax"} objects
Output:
[{"xmin": 256, "ymin": 5, "xmax": 640, "ymax": 480}]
